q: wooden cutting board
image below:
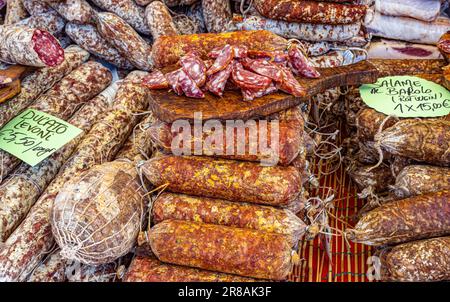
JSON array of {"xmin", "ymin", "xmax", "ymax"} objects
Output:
[
  {"xmin": 0, "ymin": 65, "xmax": 35, "ymax": 104},
  {"xmin": 149, "ymin": 60, "xmax": 379, "ymax": 123}
]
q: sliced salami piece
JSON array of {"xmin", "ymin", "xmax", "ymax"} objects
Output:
[
  {"xmin": 206, "ymin": 44, "xmax": 234, "ymax": 76},
  {"xmin": 180, "ymin": 52, "xmax": 207, "ymax": 87},
  {"xmin": 142, "ymin": 70, "xmax": 169, "ymax": 89},
  {"xmin": 288, "ymin": 45, "xmax": 320, "ymax": 78},
  {"xmin": 231, "ymin": 61, "xmax": 272, "ymax": 90},
  {"xmin": 205, "ymin": 63, "xmax": 232, "ymax": 97},
  {"xmin": 247, "ymin": 50, "xmax": 288, "ymax": 63},
  {"xmin": 0, "ymin": 26, "xmax": 64, "ymax": 67},
  {"xmin": 179, "ymin": 69, "xmax": 205, "ymax": 98},
  {"xmin": 166, "ymin": 69, "xmax": 184, "ymax": 95},
  {"xmin": 202, "ymin": 0, "xmax": 232, "ymax": 33},
  {"xmin": 277, "ymin": 66, "xmax": 306, "ymax": 97},
  {"xmin": 208, "ymin": 45, "xmax": 248, "ymax": 59},
  {"xmin": 144, "ymin": 1, "xmax": 177, "ymax": 38},
  {"xmin": 242, "ymin": 82, "xmax": 278, "ymax": 101},
  {"xmin": 241, "ymin": 58, "xmax": 283, "ymax": 82}
]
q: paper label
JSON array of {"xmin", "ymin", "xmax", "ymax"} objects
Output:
[
  {"xmin": 359, "ymin": 76, "xmax": 450, "ymax": 118},
  {"xmin": 0, "ymin": 109, "xmax": 82, "ymax": 166}
]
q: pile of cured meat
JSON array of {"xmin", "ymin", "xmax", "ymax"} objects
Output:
[
  {"xmin": 143, "ymin": 43, "xmax": 320, "ymax": 101},
  {"xmin": 0, "ymin": 0, "xmax": 449, "ymax": 283}
]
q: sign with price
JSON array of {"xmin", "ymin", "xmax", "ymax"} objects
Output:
[
  {"xmin": 0, "ymin": 109, "xmax": 82, "ymax": 166},
  {"xmin": 359, "ymin": 76, "xmax": 450, "ymax": 118}
]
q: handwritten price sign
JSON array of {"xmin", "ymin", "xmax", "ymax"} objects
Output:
[
  {"xmin": 0, "ymin": 109, "xmax": 82, "ymax": 166},
  {"xmin": 359, "ymin": 76, "xmax": 450, "ymax": 118}
]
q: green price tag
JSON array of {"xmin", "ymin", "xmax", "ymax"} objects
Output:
[
  {"xmin": 0, "ymin": 109, "xmax": 82, "ymax": 166},
  {"xmin": 359, "ymin": 76, "xmax": 450, "ymax": 118}
]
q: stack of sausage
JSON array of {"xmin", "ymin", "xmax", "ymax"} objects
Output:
[
  {"xmin": 366, "ymin": 0, "xmax": 450, "ymax": 59},
  {"xmin": 342, "ymin": 41, "xmax": 450, "ymax": 281}
]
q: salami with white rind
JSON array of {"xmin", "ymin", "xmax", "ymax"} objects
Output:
[
  {"xmin": 90, "ymin": 0, "xmax": 150, "ymax": 35},
  {"xmin": 94, "ymin": 12, "xmax": 153, "ymax": 70},
  {"xmin": 0, "ymin": 25, "xmax": 64, "ymax": 67},
  {"xmin": 144, "ymin": 1, "xmax": 178, "ymax": 39},
  {"xmin": 16, "ymin": 11, "xmax": 66, "ymax": 35},
  {"xmin": 21, "ymin": 0, "xmax": 52, "ymax": 15},
  {"xmin": 44, "ymin": 0, "xmax": 95, "ymax": 24},
  {"xmin": 65, "ymin": 22, "xmax": 134, "ymax": 69},
  {"xmin": 4, "ymin": 0, "xmax": 28, "ymax": 25},
  {"xmin": 202, "ymin": 0, "xmax": 232, "ymax": 33}
]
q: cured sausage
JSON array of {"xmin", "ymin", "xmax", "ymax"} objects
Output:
[
  {"xmin": 0, "ymin": 25, "xmax": 64, "ymax": 67},
  {"xmin": 240, "ymin": 58, "xmax": 283, "ymax": 82},
  {"xmin": 288, "ymin": 44, "xmax": 320, "ymax": 78},
  {"xmin": 379, "ymin": 237, "xmax": 450, "ymax": 282},
  {"xmin": 142, "ymin": 70, "xmax": 169, "ymax": 89},
  {"xmin": 94, "ymin": 12, "xmax": 153, "ymax": 70},
  {"xmin": 149, "ymin": 220, "xmax": 294, "ymax": 280},
  {"xmin": 391, "ymin": 165, "xmax": 450, "ymax": 199},
  {"xmin": 44, "ymin": 0, "xmax": 95, "ymax": 24},
  {"xmin": 375, "ymin": 120, "xmax": 450, "ymax": 166},
  {"xmin": 90, "ymin": 0, "xmax": 150, "ymax": 35},
  {"xmin": 231, "ymin": 61, "xmax": 272, "ymax": 90},
  {"xmin": 4, "ymin": 0, "xmax": 28, "ymax": 25},
  {"xmin": 152, "ymin": 192, "xmax": 306, "ymax": 245},
  {"xmin": 144, "ymin": 1, "xmax": 178, "ymax": 39},
  {"xmin": 277, "ymin": 66, "xmax": 306, "ymax": 97},
  {"xmin": 142, "ymin": 156, "xmax": 303, "ymax": 206},
  {"xmin": 184, "ymin": 1, "xmax": 207, "ymax": 34},
  {"xmin": 27, "ymin": 251, "xmax": 67, "ymax": 282},
  {"xmin": 348, "ymin": 191, "xmax": 450, "ymax": 246},
  {"xmin": 22, "ymin": 0, "xmax": 52, "ymax": 15},
  {"xmin": 232, "ymin": 14, "xmax": 362, "ymax": 43},
  {"xmin": 0, "ymin": 45, "xmax": 89, "ymax": 129},
  {"xmin": 65, "ymin": 23, "xmax": 134, "ymax": 69},
  {"xmin": 0, "ymin": 60, "xmax": 112, "ymax": 183},
  {"xmin": 0, "ymin": 84, "xmax": 117, "ymax": 242},
  {"xmin": 0, "ymin": 72, "xmax": 148, "ymax": 282},
  {"xmin": 134, "ymin": 0, "xmax": 152, "ymax": 5},
  {"xmin": 16, "ymin": 11, "xmax": 66, "ymax": 35},
  {"xmin": 150, "ymin": 119, "xmax": 304, "ymax": 166},
  {"xmin": 151, "ymin": 30, "xmax": 288, "ymax": 68},
  {"xmin": 369, "ymin": 59, "xmax": 446, "ymax": 76},
  {"xmin": 123, "ymin": 253, "xmax": 258, "ymax": 282},
  {"xmin": 180, "ymin": 52, "xmax": 207, "ymax": 86},
  {"xmin": 205, "ymin": 63, "xmax": 232, "ymax": 96},
  {"xmin": 356, "ymin": 108, "xmax": 398, "ymax": 141},
  {"xmin": 202, "ymin": 0, "xmax": 232, "ymax": 33},
  {"xmin": 347, "ymin": 163, "xmax": 394, "ymax": 195},
  {"xmin": 254, "ymin": 0, "xmax": 367, "ymax": 25}
]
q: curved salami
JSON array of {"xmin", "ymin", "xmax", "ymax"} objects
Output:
[
  {"xmin": 21, "ymin": 0, "xmax": 52, "ymax": 15},
  {"xmin": 149, "ymin": 220, "xmax": 294, "ymax": 280},
  {"xmin": 44, "ymin": 0, "xmax": 95, "ymax": 24},
  {"xmin": 4, "ymin": 0, "xmax": 28, "ymax": 25},
  {"xmin": 94, "ymin": 12, "xmax": 153, "ymax": 71},
  {"xmin": 144, "ymin": 1, "xmax": 178, "ymax": 39},
  {"xmin": 65, "ymin": 22, "xmax": 134, "ymax": 70},
  {"xmin": 16, "ymin": 11, "xmax": 66, "ymax": 36},
  {"xmin": 254, "ymin": 0, "xmax": 367, "ymax": 25},
  {"xmin": 90, "ymin": 0, "xmax": 150, "ymax": 35},
  {"xmin": 202, "ymin": 0, "xmax": 232, "ymax": 33},
  {"xmin": 0, "ymin": 25, "xmax": 64, "ymax": 67}
]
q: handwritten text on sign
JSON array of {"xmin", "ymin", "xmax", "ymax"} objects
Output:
[
  {"xmin": 359, "ymin": 76, "xmax": 450, "ymax": 117},
  {"xmin": 0, "ymin": 109, "xmax": 82, "ymax": 166}
]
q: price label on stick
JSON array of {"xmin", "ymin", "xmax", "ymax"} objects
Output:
[
  {"xmin": 359, "ymin": 76, "xmax": 450, "ymax": 118},
  {"xmin": 0, "ymin": 109, "xmax": 82, "ymax": 166}
]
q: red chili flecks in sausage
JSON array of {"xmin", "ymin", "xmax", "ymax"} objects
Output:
[
  {"xmin": 142, "ymin": 70, "xmax": 169, "ymax": 90},
  {"xmin": 206, "ymin": 44, "xmax": 234, "ymax": 76},
  {"xmin": 288, "ymin": 45, "xmax": 320, "ymax": 78},
  {"xmin": 180, "ymin": 52, "xmax": 207, "ymax": 87},
  {"xmin": 205, "ymin": 63, "xmax": 232, "ymax": 97}
]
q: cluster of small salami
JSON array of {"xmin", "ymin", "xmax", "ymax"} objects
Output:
[{"xmin": 143, "ymin": 43, "xmax": 320, "ymax": 101}]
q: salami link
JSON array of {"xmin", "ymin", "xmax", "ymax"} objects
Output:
[
  {"xmin": 95, "ymin": 12, "xmax": 153, "ymax": 71},
  {"xmin": 142, "ymin": 156, "xmax": 303, "ymax": 206},
  {"xmin": 0, "ymin": 84, "xmax": 117, "ymax": 242},
  {"xmin": 150, "ymin": 119, "xmax": 304, "ymax": 166},
  {"xmin": 151, "ymin": 30, "xmax": 288, "ymax": 68},
  {"xmin": 375, "ymin": 120, "xmax": 450, "ymax": 166},
  {"xmin": 356, "ymin": 108, "xmax": 397, "ymax": 141},
  {"xmin": 0, "ymin": 72, "xmax": 148, "ymax": 282},
  {"xmin": 379, "ymin": 237, "xmax": 450, "ymax": 282},
  {"xmin": 202, "ymin": 0, "xmax": 232, "ymax": 33},
  {"xmin": 0, "ymin": 45, "xmax": 89, "ymax": 129},
  {"xmin": 0, "ymin": 60, "xmax": 112, "ymax": 183},
  {"xmin": 21, "ymin": 0, "xmax": 52, "ymax": 15},
  {"xmin": 163, "ymin": 0, "xmax": 199, "ymax": 7},
  {"xmin": 44, "ymin": 0, "xmax": 95, "ymax": 24},
  {"xmin": 165, "ymin": 69, "xmax": 184, "ymax": 95},
  {"xmin": 232, "ymin": 14, "xmax": 362, "ymax": 43},
  {"xmin": 144, "ymin": 1, "xmax": 178, "ymax": 39},
  {"xmin": 152, "ymin": 192, "xmax": 306, "ymax": 245},
  {"xmin": 4, "ymin": 0, "xmax": 28, "ymax": 25},
  {"xmin": 134, "ymin": 0, "xmax": 152, "ymax": 5},
  {"xmin": 65, "ymin": 23, "xmax": 134, "ymax": 70},
  {"xmin": 0, "ymin": 25, "xmax": 64, "ymax": 67},
  {"xmin": 16, "ymin": 11, "xmax": 66, "ymax": 36},
  {"xmin": 254, "ymin": 0, "xmax": 367, "ymax": 25},
  {"xmin": 349, "ymin": 191, "xmax": 450, "ymax": 246},
  {"xmin": 149, "ymin": 220, "xmax": 294, "ymax": 280},
  {"xmin": 184, "ymin": 1, "xmax": 206, "ymax": 33},
  {"xmin": 90, "ymin": 0, "xmax": 150, "ymax": 35},
  {"xmin": 123, "ymin": 253, "xmax": 258, "ymax": 282},
  {"xmin": 27, "ymin": 251, "xmax": 67, "ymax": 282},
  {"xmin": 391, "ymin": 165, "xmax": 450, "ymax": 199}
]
